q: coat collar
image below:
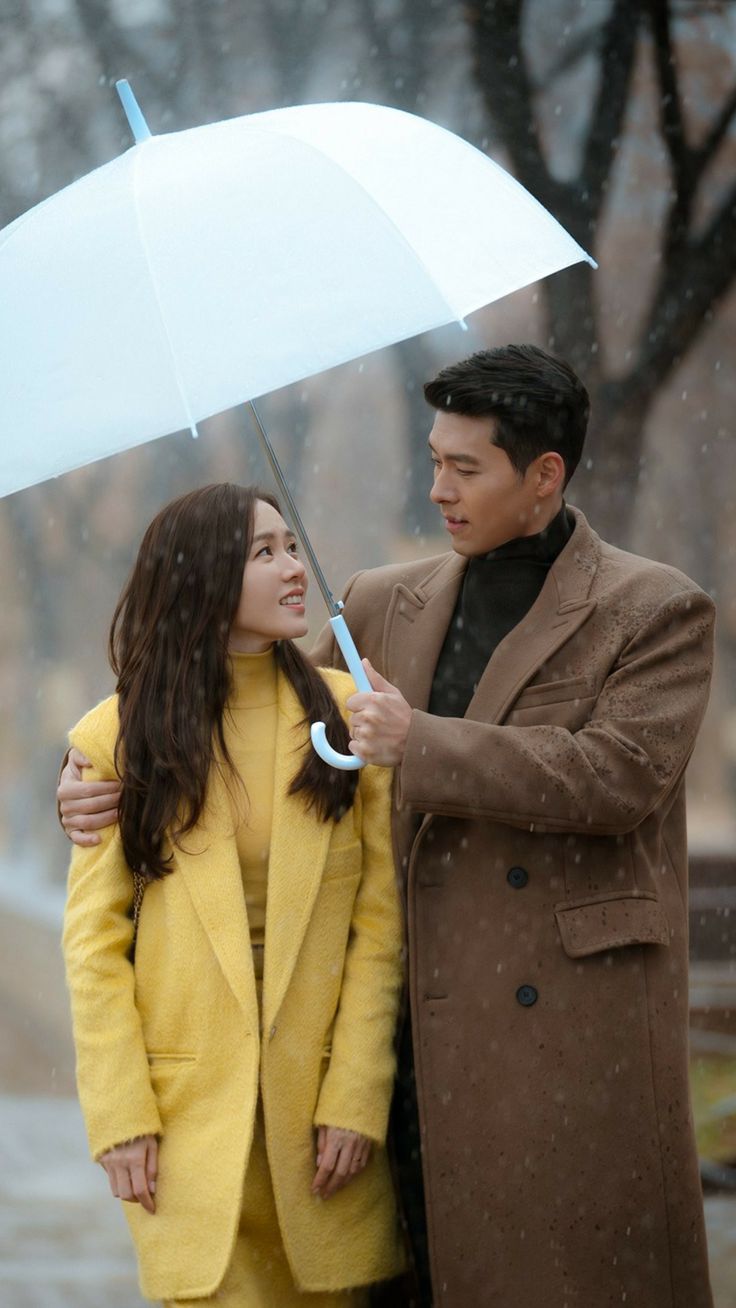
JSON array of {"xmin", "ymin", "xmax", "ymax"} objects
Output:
[
  {"xmin": 261, "ymin": 672, "xmax": 333, "ymax": 1031},
  {"xmin": 172, "ymin": 668, "xmax": 332, "ymax": 1029},
  {"xmin": 385, "ymin": 506, "xmax": 600, "ymax": 724}
]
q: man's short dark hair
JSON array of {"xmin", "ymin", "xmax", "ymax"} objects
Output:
[{"xmin": 423, "ymin": 344, "xmax": 590, "ymax": 488}]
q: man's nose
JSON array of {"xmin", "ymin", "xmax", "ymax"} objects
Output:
[{"xmin": 430, "ymin": 472, "xmax": 457, "ymax": 503}]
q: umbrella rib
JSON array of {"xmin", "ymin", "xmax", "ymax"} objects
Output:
[
  {"xmin": 254, "ymin": 121, "xmax": 467, "ymax": 327},
  {"xmin": 247, "ymin": 401, "xmax": 340, "ymax": 617},
  {"xmin": 129, "ymin": 146, "xmax": 200, "ymax": 440}
]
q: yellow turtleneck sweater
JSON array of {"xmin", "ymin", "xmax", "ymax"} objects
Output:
[{"xmin": 224, "ymin": 647, "xmax": 278, "ymax": 995}]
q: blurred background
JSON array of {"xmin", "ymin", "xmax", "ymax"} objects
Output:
[{"xmin": 1, "ymin": 1, "xmax": 735, "ymax": 1304}]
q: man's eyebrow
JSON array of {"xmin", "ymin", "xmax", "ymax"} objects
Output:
[{"xmin": 427, "ymin": 441, "xmax": 483, "ymax": 467}]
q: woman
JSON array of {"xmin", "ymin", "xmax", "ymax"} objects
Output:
[{"xmin": 62, "ymin": 483, "xmax": 405, "ymax": 1306}]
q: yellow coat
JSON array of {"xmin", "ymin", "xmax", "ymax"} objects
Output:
[{"xmin": 62, "ymin": 667, "xmax": 405, "ymax": 1301}]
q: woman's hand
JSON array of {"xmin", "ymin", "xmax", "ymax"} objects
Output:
[
  {"xmin": 311, "ymin": 1125, "xmax": 372, "ymax": 1199},
  {"xmin": 99, "ymin": 1134, "xmax": 158, "ymax": 1214}
]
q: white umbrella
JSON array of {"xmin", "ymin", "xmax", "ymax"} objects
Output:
[{"xmin": 0, "ymin": 82, "xmax": 595, "ymax": 765}]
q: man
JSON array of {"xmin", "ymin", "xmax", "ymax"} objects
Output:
[{"xmin": 60, "ymin": 345, "xmax": 714, "ymax": 1308}]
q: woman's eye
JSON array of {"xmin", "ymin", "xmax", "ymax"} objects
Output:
[
  {"xmin": 255, "ymin": 545, "xmax": 272, "ymax": 558},
  {"xmin": 287, "ymin": 542, "xmax": 299, "ymax": 555}
]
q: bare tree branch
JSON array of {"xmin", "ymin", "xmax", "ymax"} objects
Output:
[
  {"xmin": 696, "ymin": 81, "xmax": 736, "ymax": 170},
  {"xmin": 468, "ymin": 0, "xmax": 565, "ymax": 212},
  {"xmin": 649, "ymin": 0, "xmax": 691, "ymax": 174},
  {"xmin": 579, "ymin": 0, "xmax": 641, "ymax": 227}
]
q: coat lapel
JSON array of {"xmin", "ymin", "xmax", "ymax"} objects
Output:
[
  {"xmin": 262, "ymin": 670, "xmax": 333, "ymax": 1033},
  {"xmin": 173, "ymin": 769, "xmax": 258, "ymax": 1022},
  {"xmin": 383, "ymin": 552, "xmax": 466, "ymax": 710},
  {"xmin": 465, "ymin": 507, "xmax": 600, "ymax": 724},
  {"xmin": 382, "ymin": 510, "xmax": 600, "ymax": 725}
]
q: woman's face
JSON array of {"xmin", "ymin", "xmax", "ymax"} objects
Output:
[{"xmin": 229, "ymin": 499, "xmax": 308, "ymax": 653}]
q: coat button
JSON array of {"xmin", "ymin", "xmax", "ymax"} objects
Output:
[
  {"xmin": 516, "ymin": 985, "xmax": 538, "ymax": 1007},
  {"xmin": 269, "ymin": 1024, "xmax": 277, "ymax": 1039},
  {"xmin": 507, "ymin": 865, "xmax": 529, "ymax": 889}
]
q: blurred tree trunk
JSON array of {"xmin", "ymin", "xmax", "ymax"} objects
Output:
[{"xmin": 466, "ymin": 0, "xmax": 736, "ymax": 544}]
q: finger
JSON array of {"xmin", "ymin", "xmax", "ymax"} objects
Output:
[
  {"xmin": 349, "ymin": 737, "xmax": 376, "ymax": 762},
  {"xmin": 61, "ymin": 806, "xmax": 119, "ymax": 832},
  {"xmin": 316, "ymin": 1124, "xmax": 327, "ymax": 1166},
  {"xmin": 345, "ymin": 691, "xmax": 374, "ymax": 712},
  {"xmin": 311, "ymin": 1135, "xmax": 340, "ymax": 1194},
  {"xmin": 350, "ymin": 1141, "xmax": 369, "ymax": 1172},
  {"xmin": 59, "ymin": 785, "xmax": 122, "ymax": 811},
  {"xmin": 323, "ymin": 1143, "xmax": 354, "ymax": 1198},
  {"xmin": 112, "ymin": 1163, "xmax": 136, "ymax": 1203},
  {"xmin": 130, "ymin": 1157, "xmax": 155, "ymax": 1214},
  {"xmin": 145, "ymin": 1138, "xmax": 158, "ymax": 1196},
  {"xmin": 69, "ymin": 830, "xmax": 102, "ymax": 847},
  {"xmin": 361, "ymin": 658, "xmax": 394, "ymax": 693},
  {"xmin": 68, "ymin": 748, "xmax": 92, "ymax": 779},
  {"xmin": 100, "ymin": 1158, "xmax": 119, "ymax": 1199}
]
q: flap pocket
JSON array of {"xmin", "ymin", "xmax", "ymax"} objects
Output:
[
  {"xmin": 147, "ymin": 1052, "xmax": 197, "ymax": 1066},
  {"xmin": 555, "ymin": 892, "xmax": 670, "ymax": 958},
  {"xmin": 514, "ymin": 675, "xmax": 594, "ymax": 709}
]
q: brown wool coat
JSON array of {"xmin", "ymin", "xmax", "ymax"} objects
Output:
[{"xmin": 311, "ymin": 507, "xmax": 715, "ymax": 1308}]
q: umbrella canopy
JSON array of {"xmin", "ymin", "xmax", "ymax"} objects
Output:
[{"xmin": 0, "ymin": 96, "xmax": 593, "ymax": 498}]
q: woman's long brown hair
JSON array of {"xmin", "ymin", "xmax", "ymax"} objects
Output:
[{"xmin": 109, "ymin": 483, "xmax": 358, "ymax": 880}]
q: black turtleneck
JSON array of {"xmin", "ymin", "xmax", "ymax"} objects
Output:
[{"xmin": 428, "ymin": 504, "xmax": 575, "ymax": 719}]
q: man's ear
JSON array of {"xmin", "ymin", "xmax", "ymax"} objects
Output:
[{"xmin": 536, "ymin": 451, "xmax": 566, "ymax": 499}]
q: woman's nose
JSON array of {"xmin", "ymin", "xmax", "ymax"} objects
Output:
[{"xmin": 285, "ymin": 554, "xmax": 307, "ymax": 580}]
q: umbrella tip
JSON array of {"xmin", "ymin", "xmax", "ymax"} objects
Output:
[{"xmin": 115, "ymin": 79, "xmax": 153, "ymax": 144}]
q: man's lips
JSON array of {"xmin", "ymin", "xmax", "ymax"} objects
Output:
[{"xmin": 443, "ymin": 516, "xmax": 468, "ymax": 534}]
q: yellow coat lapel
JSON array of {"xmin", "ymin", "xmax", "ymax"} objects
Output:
[
  {"xmin": 262, "ymin": 670, "xmax": 332, "ymax": 1033},
  {"xmin": 173, "ymin": 766, "xmax": 258, "ymax": 1025},
  {"xmin": 168, "ymin": 669, "xmax": 334, "ymax": 1033}
]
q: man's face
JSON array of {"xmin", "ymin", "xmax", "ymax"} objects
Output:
[{"xmin": 428, "ymin": 411, "xmax": 558, "ymax": 556}]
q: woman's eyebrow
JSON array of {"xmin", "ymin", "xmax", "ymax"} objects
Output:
[{"xmin": 251, "ymin": 529, "xmax": 296, "ymax": 545}]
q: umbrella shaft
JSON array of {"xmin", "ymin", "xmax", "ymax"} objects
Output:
[{"xmin": 247, "ymin": 402, "xmax": 340, "ymax": 618}]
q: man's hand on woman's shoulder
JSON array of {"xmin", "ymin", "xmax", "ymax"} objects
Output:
[{"xmin": 57, "ymin": 746, "xmax": 121, "ymax": 846}]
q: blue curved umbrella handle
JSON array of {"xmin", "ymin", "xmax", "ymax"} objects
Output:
[{"xmin": 311, "ymin": 615, "xmax": 372, "ymax": 771}]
